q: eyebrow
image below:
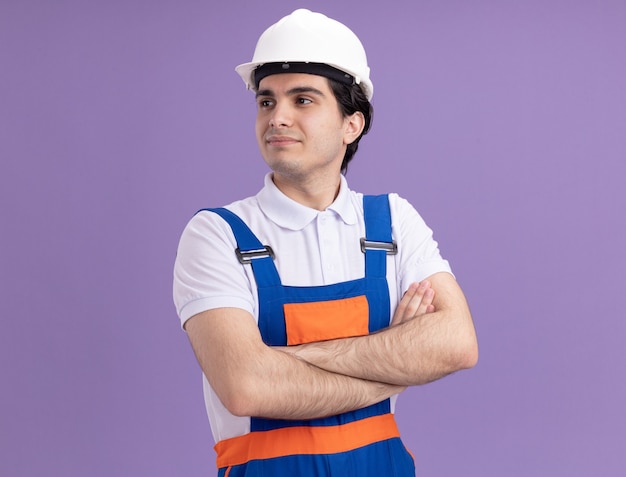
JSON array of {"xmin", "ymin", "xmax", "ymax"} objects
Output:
[{"xmin": 255, "ymin": 86, "xmax": 326, "ymax": 98}]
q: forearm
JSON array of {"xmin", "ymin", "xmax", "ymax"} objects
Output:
[
  {"xmin": 186, "ymin": 308, "xmax": 403, "ymax": 421},
  {"xmin": 285, "ymin": 273, "xmax": 478, "ymax": 386},
  {"xmin": 288, "ymin": 310, "xmax": 474, "ymax": 386},
  {"xmin": 231, "ymin": 346, "xmax": 403, "ymax": 419}
]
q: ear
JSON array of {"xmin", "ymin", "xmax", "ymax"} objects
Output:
[{"xmin": 343, "ymin": 111, "xmax": 365, "ymax": 145}]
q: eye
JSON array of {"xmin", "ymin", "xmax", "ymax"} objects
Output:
[
  {"xmin": 297, "ymin": 97, "xmax": 313, "ymax": 105},
  {"xmin": 257, "ymin": 98, "xmax": 274, "ymax": 108}
]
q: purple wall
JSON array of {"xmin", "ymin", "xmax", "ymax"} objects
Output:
[{"xmin": 1, "ymin": 1, "xmax": 624, "ymax": 475}]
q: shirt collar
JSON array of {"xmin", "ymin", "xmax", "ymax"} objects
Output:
[{"xmin": 257, "ymin": 173, "xmax": 358, "ymax": 231}]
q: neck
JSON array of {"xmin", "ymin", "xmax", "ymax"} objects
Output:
[{"xmin": 271, "ymin": 172, "xmax": 341, "ymax": 211}]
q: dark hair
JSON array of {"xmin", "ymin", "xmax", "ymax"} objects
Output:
[{"xmin": 328, "ymin": 79, "xmax": 374, "ymax": 174}]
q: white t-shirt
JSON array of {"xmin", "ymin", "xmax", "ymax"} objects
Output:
[{"xmin": 173, "ymin": 173, "xmax": 452, "ymax": 442}]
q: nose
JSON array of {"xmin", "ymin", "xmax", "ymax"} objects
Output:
[{"xmin": 269, "ymin": 101, "xmax": 292, "ymax": 128}]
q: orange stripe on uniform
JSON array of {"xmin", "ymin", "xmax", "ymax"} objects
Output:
[
  {"xmin": 214, "ymin": 413, "xmax": 400, "ymax": 468},
  {"xmin": 284, "ymin": 295, "xmax": 370, "ymax": 345}
]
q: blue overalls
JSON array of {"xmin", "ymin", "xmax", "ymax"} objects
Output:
[{"xmin": 202, "ymin": 195, "xmax": 415, "ymax": 477}]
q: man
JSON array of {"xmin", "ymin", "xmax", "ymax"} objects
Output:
[{"xmin": 173, "ymin": 8, "xmax": 478, "ymax": 476}]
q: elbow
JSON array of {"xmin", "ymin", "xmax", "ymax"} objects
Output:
[
  {"xmin": 450, "ymin": 308, "xmax": 479, "ymax": 370},
  {"xmin": 220, "ymin": 392, "xmax": 253, "ymax": 417},
  {"xmin": 426, "ymin": 338, "xmax": 476, "ymax": 383},
  {"xmin": 217, "ymin": 375, "xmax": 267, "ymax": 417},
  {"xmin": 460, "ymin": 341, "xmax": 479, "ymax": 370},
  {"xmin": 456, "ymin": 331, "xmax": 479, "ymax": 370},
  {"xmin": 435, "ymin": 323, "xmax": 478, "ymax": 375}
]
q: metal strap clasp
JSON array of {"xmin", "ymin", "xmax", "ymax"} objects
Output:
[
  {"xmin": 360, "ymin": 238, "xmax": 398, "ymax": 255},
  {"xmin": 235, "ymin": 246, "xmax": 275, "ymax": 264}
]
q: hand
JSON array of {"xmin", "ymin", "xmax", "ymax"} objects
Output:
[{"xmin": 391, "ymin": 281, "xmax": 435, "ymax": 327}]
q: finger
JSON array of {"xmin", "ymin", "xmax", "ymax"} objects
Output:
[
  {"xmin": 400, "ymin": 282, "xmax": 430, "ymax": 319},
  {"xmin": 391, "ymin": 283, "xmax": 419, "ymax": 325},
  {"xmin": 403, "ymin": 280, "xmax": 436, "ymax": 317},
  {"xmin": 414, "ymin": 287, "xmax": 435, "ymax": 316}
]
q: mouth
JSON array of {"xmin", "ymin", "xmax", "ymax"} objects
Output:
[{"xmin": 265, "ymin": 134, "xmax": 300, "ymax": 147}]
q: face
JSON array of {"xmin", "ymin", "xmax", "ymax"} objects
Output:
[{"xmin": 255, "ymin": 73, "xmax": 363, "ymax": 184}]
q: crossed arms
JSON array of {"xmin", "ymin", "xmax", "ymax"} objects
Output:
[{"xmin": 185, "ymin": 271, "xmax": 478, "ymax": 420}]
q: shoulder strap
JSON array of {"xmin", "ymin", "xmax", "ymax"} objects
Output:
[
  {"xmin": 362, "ymin": 195, "xmax": 396, "ymax": 278},
  {"xmin": 198, "ymin": 207, "xmax": 281, "ymax": 287}
]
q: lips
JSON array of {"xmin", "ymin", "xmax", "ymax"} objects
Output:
[{"xmin": 265, "ymin": 134, "xmax": 300, "ymax": 147}]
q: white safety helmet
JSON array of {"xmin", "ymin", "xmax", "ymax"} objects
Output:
[{"xmin": 235, "ymin": 9, "xmax": 374, "ymax": 100}]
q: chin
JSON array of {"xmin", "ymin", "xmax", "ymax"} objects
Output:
[{"xmin": 269, "ymin": 162, "xmax": 307, "ymax": 179}]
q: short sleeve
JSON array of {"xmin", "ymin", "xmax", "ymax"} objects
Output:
[
  {"xmin": 173, "ymin": 210, "xmax": 256, "ymax": 328},
  {"xmin": 389, "ymin": 194, "xmax": 453, "ymax": 292}
]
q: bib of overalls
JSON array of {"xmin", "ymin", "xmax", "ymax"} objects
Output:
[{"xmin": 201, "ymin": 195, "xmax": 415, "ymax": 477}]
